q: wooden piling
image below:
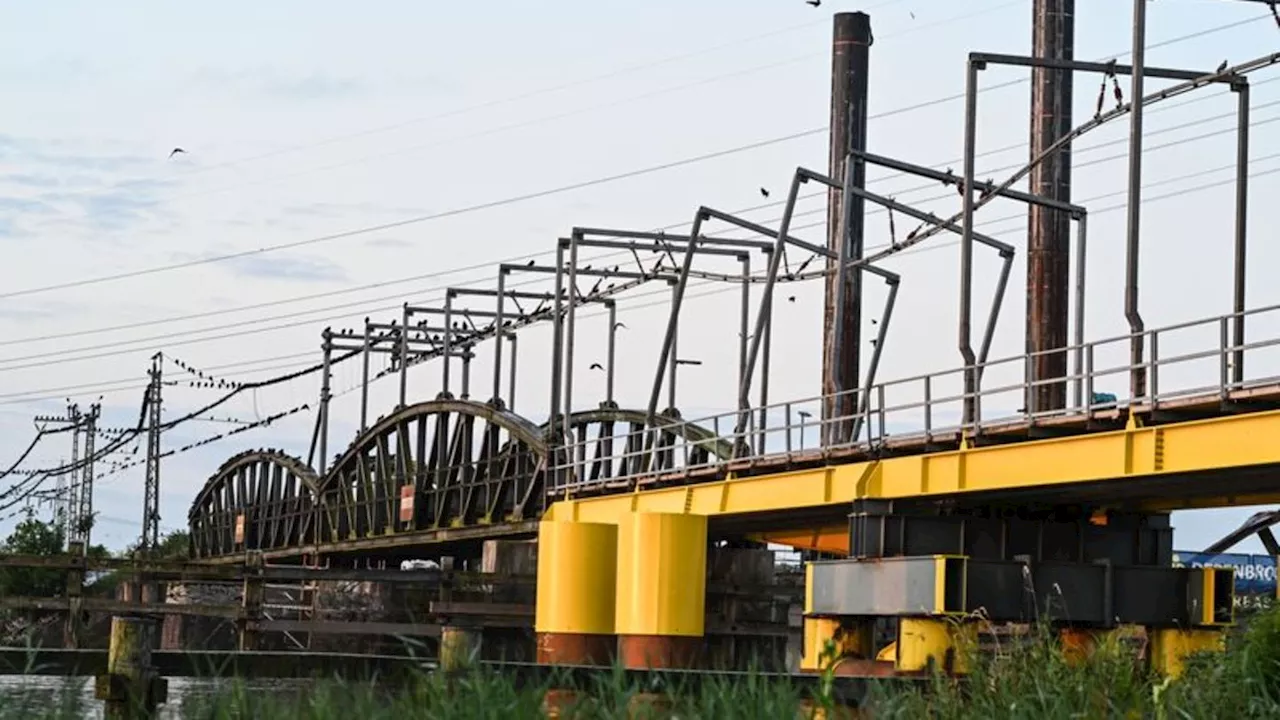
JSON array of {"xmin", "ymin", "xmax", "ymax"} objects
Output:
[
  {"xmin": 95, "ymin": 617, "xmax": 167, "ymax": 719},
  {"xmin": 439, "ymin": 625, "xmax": 481, "ymax": 672},
  {"xmin": 239, "ymin": 551, "xmax": 264, "ymax": 651},
  {"xmin": 63, "ymin": 541, "xmax": 85, "ymax": 649}
]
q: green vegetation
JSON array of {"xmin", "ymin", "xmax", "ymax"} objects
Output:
[{"xmin": 5, "ymin": 608, "xmax": 1280, "ymax": 718}]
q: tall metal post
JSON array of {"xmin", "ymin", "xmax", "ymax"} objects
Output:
[
  {"xmin": 140, "ymin": 354, "xmax": 163, "ymax": 552},
  {"xmin": 668, "ymin": 281, "xmax": 679, "ymax": 411},
  {"xmin": 1125, "ymin": 0, "xmax": 1147, "ymax": 400},
  {"xmin": 1232, "ymin": 81, "xmax": 1250, "ymax": 385},
  {"xmin": 507, "ymin": 333, "xmax": 519, "ymax": 412},
  {"xmin": 318, "ymin": 331, "xmax": 333, "ymax": 475},
  {"xmin": 493, "ymin": 270, "xmax": 507, "ymax": 405},
  {"xmin": 360, "ymin": 319, "xmax": 371, "ymax": 433},
  {"xmin": 441, "ymin": 294, "xmax": 454, "ymax": 397},
  {"xmin": 549, "ymin": 244, "xmax": 566, "ymax": 433},
  {"xmin": 564, "ymin": 236, "xmax": 581, "ymax": 434},
  {"xmin": 1027, "ymin": 0, "xmax": 1075, "ymax": 413},
  {"xmin": 75, "ymin": 403, "xmax": 98, "ymax": 549},
  {"xmin": 606, "ymin": 302, "xmax": 618, "ymax": 405},
  {"xmin": 66, "ymin": 403, "xmax": 81, "ymax": 546},
  {"xmin": 398, "ymin": 304, "xmax": 410, "ymax": 407},
  {"xmin": 823, "ymin": 12, "xmax": 872, "ymax": 446},
  {"xmin": 738, "ymin": 255, "xmax": 751, "ymax": 419},
  {"xmin": 960, "ymin": 58, "xmax": 981, "ymax": 425}
]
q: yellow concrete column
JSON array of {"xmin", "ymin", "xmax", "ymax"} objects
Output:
[
  {"xmin": 615, "ymin": 512, "xmax": 707, "ymax": 669},
  {"xmin": 534, "ymin": 520, "xmax": 619, "ymax": 666},
  {"xmin": 535, "ymin": 520, "xmax": 620, "ymax": 719}
]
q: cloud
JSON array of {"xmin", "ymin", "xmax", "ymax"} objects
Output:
[
  {"xmin": 1, "ymin": 173, "xmax": 64, "ymax": 189},
  {"xmin": 0, "ymin": 134, "xmax": 155, "ymax": 173},
  {"xmin": 191, "ymin": 67, "xmax": 368, "ymax": 101},
  {"xmin": 0, "ymin": 300, "xmax": 70, "ymax": 322},
  {"xmin": 225, "ymin": 254, "xmax": 347, "ymax": 283},
  {"xmin": 365, "ymin": 237, "xmax": 412, "ymax": 250}
]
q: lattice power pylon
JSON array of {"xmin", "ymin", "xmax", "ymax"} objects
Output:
[{"xmin": 140, "ymin": 353, "xmax": 163, "ymax": 552}]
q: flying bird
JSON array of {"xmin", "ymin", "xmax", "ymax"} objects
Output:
[
  {"xmin": 806, "ymin": 0, "xmax": 821, "ymax": 6},
  {"xmin": 168, "ymin": 148, "xmax": 187, "ymax": 159},
  {"xmin": 788, "ymin": 296, "xmax": 796, "ymax": 303},
  {"xmin": 759, "ymin": 187, "xmax": 770, "ymax": 198},
  {"xmin": 589, "ymin": 363, "xmax": 604, "ymax": 371},
  {"xmin": 614, "ymin": 322, "xmax": 628, "ymax": 330}
]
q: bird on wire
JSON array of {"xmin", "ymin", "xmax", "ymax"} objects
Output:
[
  {"xmin": 168, "ymin": 148, "xmax": 187, "ymax": 159},
  {"xmin": 1217, "ymin": 59, "xmax": 1229, "ymax": 74}
]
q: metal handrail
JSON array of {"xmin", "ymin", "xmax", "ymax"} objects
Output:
[{"xmin": 549, "ymin": 303, "xmax": 1280, "ymax": 490}]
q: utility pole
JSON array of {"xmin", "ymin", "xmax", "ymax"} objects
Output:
[
  {"xmin": 140, "ymin": 354, "xmax": 163, "ymax": 553},
  {"xmin": 35, "ymin": 402, "xmax": 83, "ymax": 549},
  {"xmin": 1026, "ymin": 0, "xmax": 1075, "ymax": 413},
  {"xmin": 823, "ymin": 12, "xmax": 872, "ymax": 446},
  {"xmin": 71, "ymin": 403, "xmax": 100, "ymax": 549}
]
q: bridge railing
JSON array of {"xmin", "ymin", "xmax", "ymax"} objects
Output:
[{"xmin": 549, "ymin": 303, "xmax": 1280, "ymax": 492}]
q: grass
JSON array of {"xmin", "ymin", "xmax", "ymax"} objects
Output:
[{"xmin": 4, "ymin": 606, "xmax": 1280, "ymax": 718}]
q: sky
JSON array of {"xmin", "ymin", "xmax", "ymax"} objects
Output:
[{"xmin": 1, "ymin": 0, "xmax": 1279, "ymax": 553}]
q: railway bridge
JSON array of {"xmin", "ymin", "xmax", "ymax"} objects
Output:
[{"xmin": 181, "ymin": 10, "xmax": 1280, "ymax": 679}]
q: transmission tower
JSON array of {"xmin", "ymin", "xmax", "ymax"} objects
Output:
[
  {"xmin": 140, "ymin": 353, "xmax": 163, "ymax": 552},
  {"xmin": 35, "ymin": 402, "xmax": 83, "ymax": 548},
  {"xmin": 69, "ymin": 403, "xmax": 100, "ymax": 548}
]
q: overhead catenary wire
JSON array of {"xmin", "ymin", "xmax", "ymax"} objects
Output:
[
  {"xmin": 1, "ymin": 94, "xmax": 1269, "ymax": 373},
  {"xmin": 13, "ymin": 0, "xmax": 1198, "ymax": 304},
  {"xmin": 0, "ymin": 11, "xmax": 1273, "ymax": 501}
]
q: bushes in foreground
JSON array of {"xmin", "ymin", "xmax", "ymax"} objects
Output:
[{"xmin": 5, "ymin": 606, "xmax": 1280, "ymax": 718}]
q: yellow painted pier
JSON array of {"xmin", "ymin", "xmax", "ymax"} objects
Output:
[{"xmin": 535, "ymin": 404, "xmax": 1280, "ymax": 678}]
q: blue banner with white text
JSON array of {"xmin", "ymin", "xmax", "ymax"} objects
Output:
[{"xmin": 1171, "ymin": 551, "xmax": 1277, "ymax": 597}]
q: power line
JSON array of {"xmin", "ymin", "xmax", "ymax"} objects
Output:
[
  {"xmin": 0, "ymin": 5, "xmax": 1053, "ymax": 304},
  {"xmin": 0, "ymin": 10, "xmax": 1270, "ymax": 494},
  {"xmin": 3, "ymin": 91, "xmax": 1265, "ymax": 372}
]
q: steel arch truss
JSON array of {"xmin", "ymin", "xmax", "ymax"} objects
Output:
[
  {"xmin": 545, "ymin": 405, "xmax": 734, "ymax": 490},
  {"xmin": 188, "ymin": 449, "xmax": 320, "ymax": 558},
  {"xmin": 313, "ymin": 399, "xmax": 547, "ymax": 542},
  {"xmin": 188, "ymin": 402, "xmax": 733, "ymax": 558}
]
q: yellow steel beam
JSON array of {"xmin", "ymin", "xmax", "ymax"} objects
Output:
[{"xmin": 546, "ymin": 409, "xmax": 1280, "ymax": 524}]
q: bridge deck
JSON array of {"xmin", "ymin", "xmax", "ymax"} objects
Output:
[
  {"xmin": 557, "ymin": 380, "xmax": 1280, "ymax": 498},
  {"xmin": 549, "ymin": 400, "xmax": 1280, "ymax": 530}
]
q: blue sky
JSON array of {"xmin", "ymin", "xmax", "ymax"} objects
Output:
[{"xmin": 1, "ymin": 0, "xmax": 1279, "ymax": 551}]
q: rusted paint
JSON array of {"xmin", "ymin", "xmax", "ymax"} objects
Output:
[
  {"xmin": 536, "ymin": 632, "xmax": 615, "ymax": 666},
  {"xmin": 618, "ymin": 634, "xmax": 701, "ymax": 670}
]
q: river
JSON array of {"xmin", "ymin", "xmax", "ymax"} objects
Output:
[{"xmin": 0, "ymin": 676, "xmax": 313, "ymax": 718}]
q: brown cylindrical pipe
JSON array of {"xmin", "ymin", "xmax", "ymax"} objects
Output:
[
  {"xmin": 1026, "ymin": 0, "xmax": 1075, "ymax": 413},
  {"xmin": 823, "ymin": 12, "xmax": 872, "ymax": 446}
]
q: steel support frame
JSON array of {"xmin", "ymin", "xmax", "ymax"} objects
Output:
[
  {"xmin": 549, "ymin": 228, "xmax": 774, "ymax": 472},
  {"xmin": 853, "ymin": 150, "xmax": 1091, "ymax": 408},
  {"xmin": 730, "ymin": 170, "xmax": 901, "ymax": 452},
  {"xmin": 961, "ymin": 48, "xmax": 1246, "ymax": 411}
]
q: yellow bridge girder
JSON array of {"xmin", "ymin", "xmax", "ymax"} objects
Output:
[{"xmin": 546, "ymin": 408, "xmax": 1280, "ymax": 527}]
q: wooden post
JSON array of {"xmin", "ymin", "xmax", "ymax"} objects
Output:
[
  {"xmin": 95, "ymin": 617, "xmax": 167, "ymax": 719},
  {"xmin": 439, "ymin": 625, "xmax": 482, "ymax": 672},
  {"xmin": 239, "ymin": 551, "xmax": 264, "ymax": 651},
  {"xmin": 64, "ymin": 541, "xmax": 85, "ymax": 649}
]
